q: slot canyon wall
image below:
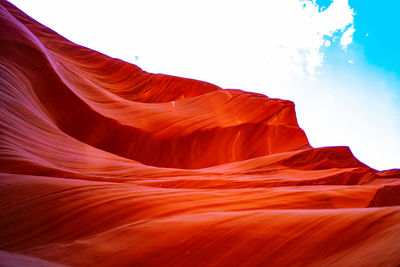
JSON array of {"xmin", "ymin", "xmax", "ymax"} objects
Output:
[{"xmin": 0, "ymin": 1, "xmax": 400, "ymax": 266}]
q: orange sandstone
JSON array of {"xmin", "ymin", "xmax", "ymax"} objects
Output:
[{"xmin": 0, "ymin": 1, "xmax": 399, "ymax": 266}]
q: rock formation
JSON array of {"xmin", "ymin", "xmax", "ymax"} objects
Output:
[{"xmin": 1, "ymin": 1, "xmax": 399, "ymax": 266}]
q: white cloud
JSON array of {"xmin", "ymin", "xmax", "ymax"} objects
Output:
[
  {"xmin": 325, "ymin": 40, "xmax": 331, "ymax": 47},
  {"xmin": 10, "ymin": 0, "xmax": 355, "ymax": 88},
  {"xmin": 341, "ymin": 25, "xmax": 355, "ymax": 50}
]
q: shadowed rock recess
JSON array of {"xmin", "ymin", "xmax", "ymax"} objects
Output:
[{"xmin": 1, "ymin": 1, "xmax": 400, "ymax": 266}]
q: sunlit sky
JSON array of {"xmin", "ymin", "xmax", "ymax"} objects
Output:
[{"xmin": 9, "ymin": 0, "xmax": 400, "ymax": 170}]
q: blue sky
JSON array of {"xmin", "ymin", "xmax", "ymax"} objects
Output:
[
  {"xmin": 318, "ymin": 0, "xmax": 399, "ymax": 73},
  {"xmin": 301, "ymin": 0, "xmax": 400, "ymax": 170},
  {"xmin": 350, "ymin": 0, "xmax": 400, "ymax": 74},
  {"xmin": 8, "ymin": 0, "xmax": 400, "ymax": 170}
]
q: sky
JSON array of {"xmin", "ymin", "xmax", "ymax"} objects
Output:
[{"xmin": 8, "ymin": 0, "xmax": 400, "ymax": 170}]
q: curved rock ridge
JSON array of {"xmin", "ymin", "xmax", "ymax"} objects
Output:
[
  {"xmin": 0, "ymin": 0, "xmax": 311, "ymax": 169},
  {"xmin": 0, "ymin": 1, "xmax": 399, "ymax": 266}
]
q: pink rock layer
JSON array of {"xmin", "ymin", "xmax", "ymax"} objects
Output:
[{"xmin": 0, "ymin": 1, "xmax": 399, "ymax": 266}]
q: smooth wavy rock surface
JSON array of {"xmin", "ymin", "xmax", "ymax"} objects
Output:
[{"xmin": 1, "ymin": 1, "xmax": 400, "ymax": 266}]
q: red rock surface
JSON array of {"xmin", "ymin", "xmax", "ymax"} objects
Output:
[{"xmin": 1, "ymin": 1, "xmax": 400, "ymax": 266}]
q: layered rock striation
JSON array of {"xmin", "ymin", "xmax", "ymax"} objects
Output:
[{"xmin": 1, "ymin": 1, "xmax": 400, "ymax": 266}]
